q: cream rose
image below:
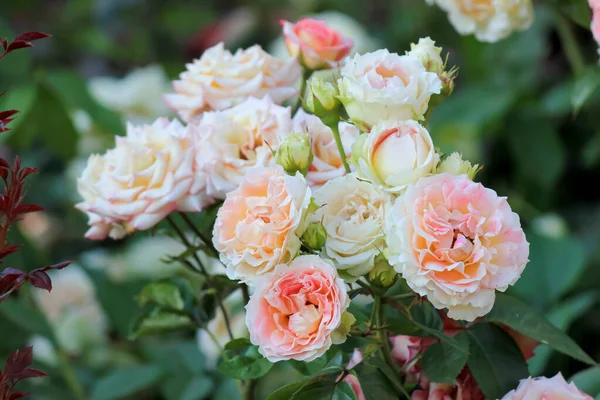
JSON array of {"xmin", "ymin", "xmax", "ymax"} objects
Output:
[
  {"xmin": 337, "ymin": 49, "xmax": 441, "ymax": 129},
  {"xmin": 313, "ymin": 174, "xmax": 392, "ymax": 279},
  {"xmin": 385, "ymin": 173, "xmax": 529, "ymax": 321},
  {"xmin": 292, "ymin": 110, "xmax": 359, "ymax": 189},
  {"xmin": 164, "ymin": 43, "xmax": 301, "ymax": 122},
  {"xmin": 246, "ymin": 255, "xmax": 349, "ymax": 362},
  {"xmin": 212, "ymin": 166, "xmax": 311, "ymax": 284},
  {"xmin": 406, "ymin": 37, "xmax": 444, "ymax": 74},
  {"xmin": 426, "ymin": 0, "xmax": 534, "ymax": 42},
  {"xmin": 281, "ymin": 18, "xmax": 353, "ymax": 69},
  {"xmin": 352, "ymin": 119, "xmax": 439, "ymax": 193},
  {"xmin": 76, "ymin": 118, "xmax": 212, "ymax": 240},
  {"xmin": 499, "ymin": 373, "xmax": 592, "ymax": 400},
  {"xmin": 193, "ymin": 96, "xmax": 292, "ymax": 199}
]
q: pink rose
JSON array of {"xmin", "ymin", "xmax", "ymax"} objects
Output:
[
  {"xmin": 245, "ymin": 255, "xmax": 349, "ymax": 362},
  {"xmin": 413, "ymin": 370, "xmax": 483, "ymax": 400},
  {"xmin": 591, "ymin": 5, "xmax": 600, "ymax": 45},
  {"xmin": 212, "ymin": 166, "xmax": 311, "ymax": 284},
  {"xmin": 343, "ymin": 374, "xmax": 366, "ymax": 400},
  {"xmin": 500, "ymin": 373, "xmax": 592, "ymax": 400},
  {"xmin": 281, "ymin": 18, "xmax": 353, "ymax": 69},
  {"xmin": 386, "ymin": 173, "xmax": 529, "ymax": 321},
  {"xmin": 391, "ymin": 335, "xmax": 422, "ymax": 373}
]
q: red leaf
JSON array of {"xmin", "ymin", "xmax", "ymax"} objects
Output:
[
  {"xmin": 6, "ymin": 41, "xmax": 32, "ymax": 53},
  {"xmin": 14, "ymin": 32, "xmax": 51, "ymax": 42},
  {"xmin": 36, "ymin": 261, "xmax": 73, "ymax": 272},
  {"xmin": 11, "ymin": 367, "xmax": 46, "ymax": 380},
  {"xmin": 4, "ymin": 347, "xmax": 33, "ymax": 380},
  {"xmin": 14, "ymin": 204, "xmax": 44, "ymax": 215},
  {"xmin": 1, "ymin": 37, "xmax": 7, "ymax": 51},
  {"xmin": 10, "ymin": 392, "xmax": 30, "ymax": 400},
  {"xmin": 0, "ymin": 274, "xmax": 22, "ymax": 294},
  {"xmin": 0, "ymin": 245, "xmax": 21, "ymax": 260},
  {"xmin": 0, "ymin": 110, "xmax": 19, "ymax": 120},
  {"xmin": 28, "ymin": 270, "xmax": 51, "ymax": 292}
]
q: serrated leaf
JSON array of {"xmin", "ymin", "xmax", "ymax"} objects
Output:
[
  {"xmin": 354, "ymin": 362, "xmax": 399, "ymax": 400},
  {"xmin": 467, "ymin": 323, "xmax": 530, "ymax": 399},
  {"xmin": 217, "ymin": 338, "xmax": 273, "ymax": 380},
  {"xmin": 137, "ymin": 282, "xmax": 184, "ymax": 311},
  {"xmin": 485, "ymin": 293, "xmax": 595, "ymax": 365},
  {"xmin": 421, "ymin": 331, "xmax": 470, "ymax": 384}
]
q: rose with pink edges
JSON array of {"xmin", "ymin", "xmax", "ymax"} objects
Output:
[
  {"xmin": 385, "ymin": 173, "xmax": 529, "ymax": 321},
  {"xmin": 500, "ymin": 373, "xmax": 592, "ymax": 400},
  {"xmin": 281, "ymin": 18, "xmax": 353, "ymax": 69},
  {"xmin": 245, "ymin": 255, "xmax": 349, "ymax": 362}
]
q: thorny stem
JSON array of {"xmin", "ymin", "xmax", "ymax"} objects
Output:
[{"xmin": 373, "ymin": 295, "xmax": 395, "ymax": 370}]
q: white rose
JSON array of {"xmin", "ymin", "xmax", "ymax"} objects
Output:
[
  {"xmin": 164, "ymin": 43, "xmax": 301, "ymax": 122},
  {"xmin": 193, "ymin": 96, "xmax": 292, "ymax": 199},
  {"xmin": 33, "ymin": 265, "xmax": 107, "ymax": 355},
  {"xmin": 313, "ymin": 174, "xmax": 392, "ymax": 279},
  {"xmin": 427, "ymin": 0, "xmax": 534, "ymax": 42},
  {"xmin": 436, "ymin": 152, "xmax": 480, "ymax": 179},
  {"xmin": 76, "ymin": 118, "xmax": 212, "ymax": 240},
  {"xmin": 292, "ymin": 110, "xmax": 359, "ymax": 190},
  {"xmin": 89, "ymin": 64, "xmax": 172, "ymax": 124},
  {"xmin": 352, "ymin": 119, "xmax": 439, "ymax": 193},
  {"xmin": 406, "ymin": 37, "xmax": 444, "ymax": 74},
  {"xmin": 337, "ymin": 49, "xmax": 441, "ymax": 129}
]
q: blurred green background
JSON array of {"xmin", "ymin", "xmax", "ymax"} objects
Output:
[{"xmin": 2, "ymin": 0, "xmax": 600, "ymax": 398}]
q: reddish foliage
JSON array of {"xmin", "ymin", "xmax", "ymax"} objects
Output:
[
  {"xmin": 0, "ymin": 32, "xmax": 50, "ymax": 61},
  {"xmin": 0, "ymin": 347, "xmax": 46, "ymax": 400}
]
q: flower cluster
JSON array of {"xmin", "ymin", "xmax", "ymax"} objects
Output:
[{"xmin": 74, "ymin": 16, "xmax": 594, "ymax": 400}]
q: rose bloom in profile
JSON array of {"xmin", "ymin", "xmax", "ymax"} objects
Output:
[
  {"xmin": 499, "ymin": 373, "xmax": 592, "ymax": 400},
  {"xmin": 212, "ymin": 166, "xmax": 311, "ymax": 284},
  {"xmin": 426, "ymin": 0, "xmax": 534, "ymax": 42},
  {"xmin": 281, "ymin": 18, "xmax": 353, "ymax": 69},
  {"xmin": 164, "ymin": 43, "xmax": 300, "ymax": 122},
  {"xmin": 77, "ymin": 118, "xmax": 211, "ymax": 240},
  {"xmin": 338, "ymin": 49, "xmax": 441, "ymax": 130},
  {"xmin": 292, "ymin": 110, "xmax": 359, "ymax": 189},
  {"xmin": 246, "ymin": 255, "xmax": 349, "ymax": 362},
  {"xmin": 386, "ymin": 173, "xmax": 529, "ymax": 321},
  {"xmin": 193, "ymin": 96, "xmax": 292, "ymax": 198},
  {"xmin": 313, "ymin": 174, "xmax": 392, "ymax": 279},
  {"xmin": 353, "ymin": 119, "xmax": 439, "ymax": 193}
]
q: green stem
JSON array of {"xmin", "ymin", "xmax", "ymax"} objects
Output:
[
  {"xmin": 555, "ymin": 10, "xmax": 585, "ymax": 75},
  {"xmin": 178, "ymin": 212, "xmax": 218, "ymax": 256},
  {"xmin": 57, "ymin": 349, "xmax": 86, "ymax": 400},
  {"xmin": 373, "ymin": 295, "xmax": 394, "ymax": 369},
  {"xmin": 293, "ymin": 68, "xmax": 313, "ymax": 114},
  {"xmin": 244, "ymin": 379, "xmax": 257, "ymax": 400},
  {"xmin": 331, "ymin": 124, "xmax": 351, "ymax": 173}
]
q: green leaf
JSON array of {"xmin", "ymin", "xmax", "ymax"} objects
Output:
[
  {"xmin": 44, "ymin": 69, "xmax": 124, "ymax": 135},
  {"xmin": 528, "ymin": 292, "xmax": 596, "ymax": 375},
  {"xmin": 130, "ymin": 311, "xmax": 194, "ymax": 338},
  {"xmin": 571, "ymin": 367, "xmax": 600, "ymax": 397},
  {"xmin": 556, "ymin": 0, "xmax": 593, "ymax": 28},
  {"xmin": 161, "ymin": 374, "xmax": 213, "ymax": 400},
  {"xmin": 467, "ymin": 323, "xmax": 529, "ymax": 399},
  {"xmin": 291, "ymin": 376, "xmax": 337, "ymax": 400},
  {"xmin": 217, "ymin": 338, "xmax": 273, "ymax": 380},
  {"xmin": 267, "ymin": 380, "xmax": 309, "ymax": 400},
  {"xmin": 137, "ymin": 282, "xmax": 184, "ymax": 311},
  {"xmin": 421, "ymin": 332, "xmax": 470, "ymax": 384},
  {"xmin": 511, "ymin": 232, "xmax": 587, "ymax": 307},
  {"xmin": 90, "ymin": 365, "xmax": 165, "ymax": 400},
  {"xmin": 485, "ymin": 293, "xmax": 595, "ymax": 365},
  {"xmin": 354, "ymin": 362, "xmax": 399, "ymax": 400},
  {"xmin": 142, "ymin": 340, "xmax": 206, "ymax": 375},
  {"xmin": 334, "ymin": 382, "xmax": 358, "ymax": 400},
  {"xmin": 572, "ymin": 68, "xmax": 600, "ymax": 114},
  {"xmin": 0, "ymin": 297, "xmax": 56, "ymax": 345}
]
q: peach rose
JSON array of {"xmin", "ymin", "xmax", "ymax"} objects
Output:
[
  {"xmin": 246, "ymin": 255, "xmax": 349, "ymax": 361},
  {"xmin": 193, "ymin": 96, "xmax": 292, "ymax": 198},
  {"xmin": 281, "ymin": 18, "xmax": 353, "ymax": 69},
  {"xmin": 500, "ymin": 373, "xmax": 592, "ymax": 400},
  {"xmin": 337, "ymin": 49, "xmax": 441, "ymax": 129},
  {"xmin": 164, "ymin": 43, "xmax": 300, "ymax": 122},
  {"xmin": 77, "ymin": 118, "xmax": 212, "ymax": 240},
  {"xmin": 352, "ymin": 119, "xmax": 439, "ymax": 193},
  {"xmin": 292, "ymin": 110, "xmax": 359, "ymax": 189},
  {"xmin": 212, "ymin": 166, "xmax": 311, "ymax": 284},
  {"xmin": 386, "ymin": 173, "xmax": 529, "ymax": 321}
]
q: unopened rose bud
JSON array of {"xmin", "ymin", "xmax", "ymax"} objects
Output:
[
  {"xmin": 305, "ymin": 77, "xmax": 341, "ymax": 118},
  {"xmin": 301, "ymin": 221, "xmax": 327, "ymax": 250},
  {"xmin": 439, "ymin": 66, "xmax": 458, "ymax": 98},
  {"xmin": 367, "ymin": 254, "xmax": 397, "ymax": 288},
  {"xmin": 331, "ymin": 311, "xmax": 356, "ymax": 344},
  {"xmin": 436, "ymin": 152, "xmax": 481, "ymax": 180},
  {"xmin": 276, "ymin": 132, "xmax": 314, "ymax": 176},
  {"xmin": 407, "ymin": 37, "xmax": 444, "ymax": 74}
]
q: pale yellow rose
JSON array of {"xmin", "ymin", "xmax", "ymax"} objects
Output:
[{"xmin": 164, "ymin": 43, "xmax": 301, "ymax": 122}]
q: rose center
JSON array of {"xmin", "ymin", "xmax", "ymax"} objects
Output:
[
  {"xmin": 288, "ymin": 304, "xmax": 322, "ymax": 336},
  {"xmin": 457, "ymin": 0, "xmax": 494, "ymax": 20}
]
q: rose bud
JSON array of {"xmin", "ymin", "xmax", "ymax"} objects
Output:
[
  {"xmin": 304, "ymin": 77, "xmax": 341, "ymax": 119},
  {"xmin": 301, "ymin": 221, "xmax": 328, "ymax": 251},
  {"xmin": 276, "ymin": 132, "xmax": 314, "ymax": 176},
  {"xmin": 436, "ymin": 152, "xmax": 481, "ymax": 180}
]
